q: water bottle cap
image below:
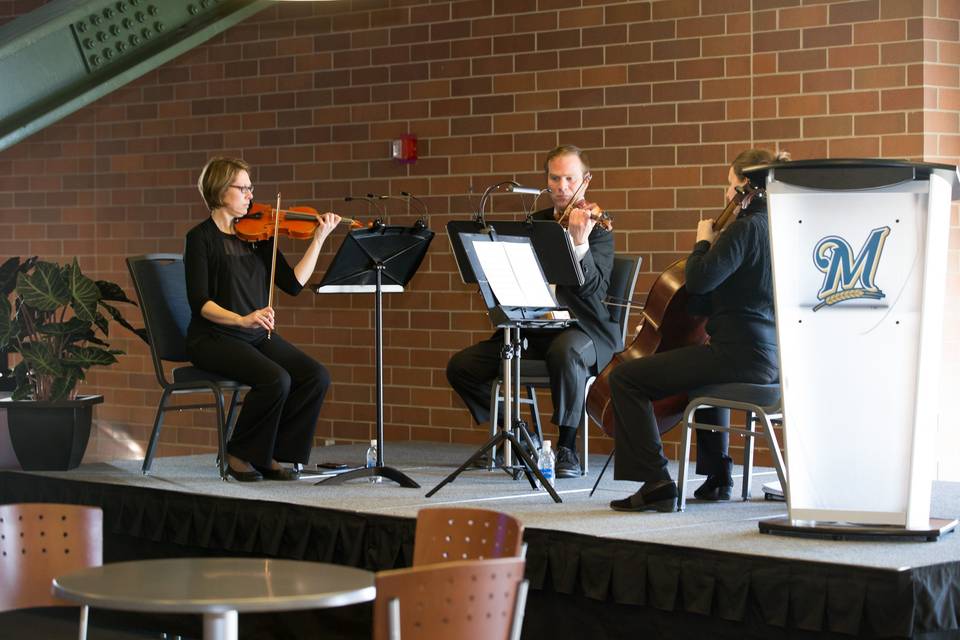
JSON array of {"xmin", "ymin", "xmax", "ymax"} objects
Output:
[
  {"xmin": 370, "ymin": 439, "xmax": 377, "ymax": 446},
  {"xmin": 543, "ymin": 440, "xmax": 551, "ymax": 449}
]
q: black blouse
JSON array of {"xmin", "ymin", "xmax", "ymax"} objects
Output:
[
  {"xmin": 184, "ymin": 217, "xmax": 304, "ymax": 344},
  {"xmin": 684, "ymin": 199, "xmax": 776, "ymax": 347}
]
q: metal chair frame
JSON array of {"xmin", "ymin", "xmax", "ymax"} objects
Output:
[
  {"xmin": 127, "ymin": 253, "xmax": 247, "ymax": 481},
  {"xmin": 677, "ymin": 384, "xmax": 787, "ymax": 511}
]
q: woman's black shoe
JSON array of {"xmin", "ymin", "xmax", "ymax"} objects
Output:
[
  {"xmin": 693, "ymin": 475, "xmax": 734, "ymax": 500},
  {"xmin": 226, "ymin": 465, "xmax": 263, "ymax": 482},
  {"xmin": 610, "ymin": 481, "xmax": 678, "ymax": 513},
  {"xmin": 253, "ymin": 464, "xmax": 300, "ymax": 481},
  {"xmin": 694, "ymin": 455, "xmax": 734, "ymax": 500}
]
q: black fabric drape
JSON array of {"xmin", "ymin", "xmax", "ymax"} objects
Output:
[{"xmin": 2, "ymin": 471, "xmax": 956, "ymax": 639}]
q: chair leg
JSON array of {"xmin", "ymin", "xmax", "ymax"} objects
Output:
[
  {"xmin": 224, "ymin": 389, "xmax": 242, "ymax": 443},
  {"xmin": 141, "ymin": 389, "xmax": 172, "ymax": 475},
  {"xmin": 489, "ymin": 381, "xmax": 501, "ymax": 471},
  {"xmin": 742, "ymin": 411, "xmax": 756, "ymax": 501},
  {"xmin": 209, "ymin": 385, "xmax": 229, "ymax": 481},
  {"xmin": 677, "ymin": 403, "xmax": 698, "ymax": 511},
  {"xmin": 589, "ymin": 448, "xmax": 614, "ymax": 497},
  {"xmin": 762, "ymin": 413, "xmax": 789, "ymax": 503},
  {"xmin": 78, "ymin": 605, "xmax": 88, "ymax": 640},
  {"xmin": 526, "ymin": 385, "xmax": 543, "ymax": 447}
]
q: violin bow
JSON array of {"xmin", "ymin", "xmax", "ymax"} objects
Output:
[
  {"xmin": 266, "ymin": 192, "xmax": 282, "ymax": 339},
  {"xmin": 555, "ymin": 172, "xmax": 592, "ymax": 226}
]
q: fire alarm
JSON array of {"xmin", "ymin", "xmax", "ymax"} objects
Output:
[{"xmin": 391, "ymin": 134, "xmax": 417, "ymax": 164}]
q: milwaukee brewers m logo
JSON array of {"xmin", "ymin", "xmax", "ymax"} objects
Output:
[{"xmin": 812, "ymin": 227, "xmax": 890, "ymax": 311}]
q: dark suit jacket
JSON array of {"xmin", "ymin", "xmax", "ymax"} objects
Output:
[{"xmin": 532, "ymin": 208, "xmax": 621, "ymax": 370}]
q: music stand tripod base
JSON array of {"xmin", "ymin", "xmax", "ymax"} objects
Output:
[
  {"xmin": 315, "ymin": 465, "xmax": 420, "ymax": 488},
  {"xmin": 758, "ymin": 517, "xmax": 958, "ymax": 542},
  {"xmin": 424, "ymin": 425, "xmax": 562, "ymax": 503}
]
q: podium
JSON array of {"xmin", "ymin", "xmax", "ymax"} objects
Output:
[
  {"xmin": 313, "ymin": 222, "xmax": 433, "ymax": 487},
  {"xmin": 746, "ymin": 159, "xmax": 960, "ymax": 539}
]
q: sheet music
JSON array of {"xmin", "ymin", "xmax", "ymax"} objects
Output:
[{"xmin": 473, "ymin": 241, "xmax": 555, "ymax": 307}]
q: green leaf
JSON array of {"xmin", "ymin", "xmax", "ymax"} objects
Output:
[
  {"xmin": 96, "ymin": 280, "xmax": 138, "ymax": 306},
  {"xmin": 17, "ymin": 262, "xmax": 69, "ymax": 312},
  {"xmin": 18, "ymin": 341, "xmax": 64, "ymax": 377},
  {"xmin": 38, "ymin": 317, "xmax": 88, "ymax": 337},
  {"xmin": 100, "ymin": 301, "xmax": 141, "ymax": 337},
  {"xmin": 63, "ymin": 345, "xmax": 119, "ymax": 368},
  {"xmin": 46, "ymin": 368, "xmax": 81, "ymax": 402},
  {"xmin": 68, "ymin": 259, "xmax": 100, "ymax": 323},
  {"xmin": 0, "ymin": 296, "xmax": 12, "ymax": 350},
  {"xmin": 0, "ymin": 257, "xmax": 20, "ymax": 296}
]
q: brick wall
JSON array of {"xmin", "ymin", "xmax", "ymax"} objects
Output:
[{"xmin": 1, "ymin": 0, "xmax": 957, "ymax": 469}]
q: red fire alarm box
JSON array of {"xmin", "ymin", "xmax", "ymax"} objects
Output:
[{"xmin": 391, "ymin": 134, "xmax": 417, "ymax": 164}]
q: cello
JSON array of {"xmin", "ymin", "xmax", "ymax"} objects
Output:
[{"xmin": 586, "ymin": 182, "xmax": 760, "ymax": 436}]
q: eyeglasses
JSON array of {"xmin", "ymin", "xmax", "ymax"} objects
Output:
[{"xmin": 230, "ymin": 184, "xmax": 254, "ymax": 195}]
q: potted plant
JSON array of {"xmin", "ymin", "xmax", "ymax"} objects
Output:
[{"xmin": 0, "ymin": 256, "xmax": 144, "ymax": 470}]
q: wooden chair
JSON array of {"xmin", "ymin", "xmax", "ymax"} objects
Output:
[
  {"xmin": 412, "ymin": 507, "xmax": 525, "ymax": 566},
  {"xmin": 374, "ymin": 557, "xmax": 528, "ymax": 640},
  {"xmin": 0, "ymin": 503, "xmax": 103, "ymax": 640}
]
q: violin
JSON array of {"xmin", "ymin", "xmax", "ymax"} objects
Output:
[
  {"xmin": 234, "ymin": 202, "xmax": 369, "ymax": 242},
  {"xmin": 555, "ymin": 199, "xmax": 613, "ymax": 231},
  {"xmin": 585, "ymin": 182, "xmax": 760, "ymax": 437}
]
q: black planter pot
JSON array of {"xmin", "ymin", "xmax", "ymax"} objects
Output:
[{"xmin": 2, "ymin": 395, "xmax": 104, "ymax": 471}]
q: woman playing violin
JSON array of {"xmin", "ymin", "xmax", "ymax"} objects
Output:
[
  {"xmin": 184, "ymin": 156, "xmax": 340, "ymax": 482},
  {"xmin": 609, "ymin": 148, "xmax": 789, "ymax": 512},
  {"xmin": 447, "ymin": 145, "xmax": 620, "ymax": 477}
]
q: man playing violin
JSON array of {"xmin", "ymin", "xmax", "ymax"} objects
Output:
[
  {"xmin": 447, "ymin": 145, "xmax": 621, "ymax": 477},
  {"xmin": 184, "ymin": 156, "xmax": 341, "ymax": 482},
  {"xmin": 608, "ymin": 149, "xmax": 787, "ymax": 512}
]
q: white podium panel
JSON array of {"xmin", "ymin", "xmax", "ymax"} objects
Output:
[{"xmin": 753, "ymin": 160, "xmax": 959, "ymax": 531}]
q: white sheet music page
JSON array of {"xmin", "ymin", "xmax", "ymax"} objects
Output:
[{"xmin": 473, "ymin": 241, "xmax": 555, "ymax": 307}]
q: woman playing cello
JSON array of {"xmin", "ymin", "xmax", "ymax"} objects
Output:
[
  {"xmin": 609, "ymin": 148, "xmax": 789, "ymax": 512},
  {"xmin": 184, "ymin": 157, "xmax": 340, "ymax": 482}
]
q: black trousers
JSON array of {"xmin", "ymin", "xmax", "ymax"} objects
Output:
[
  {"xmin": 610, "ymin": 341, "xmax": 778, "ymax": 483},
  {"xmin": 446, "ymin": 327, "xmax": 597, "ymax": 430},
  {"xmin": 189, "ymin": 332, "xmax": 330, "ymax": 467}
]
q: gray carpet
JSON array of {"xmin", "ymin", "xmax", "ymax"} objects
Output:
[{"xmin": 22, "ymin": 441, "xmax": 960, "ymax": 571}]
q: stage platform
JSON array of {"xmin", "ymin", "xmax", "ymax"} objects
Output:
[{"xmin": 1, "ymin": 442, "xmax": 959, "ymax": 639}]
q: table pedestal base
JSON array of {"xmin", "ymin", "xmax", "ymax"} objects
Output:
[{"xmin": 204, "ymin": 610, "xmax": 238, "ymax": 640}]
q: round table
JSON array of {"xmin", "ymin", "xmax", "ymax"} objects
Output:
[{"xmin": 52, "ymin": 557, "xmax": 376, "ymax": 640}]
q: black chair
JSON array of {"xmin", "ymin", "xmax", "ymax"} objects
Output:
[
  {"xmin": 489, "ymin": 255, "xmax": 642, "ymax": 475},
  {"xmin": 126, "ymin": 254, "xmax": 247, "ymax": 481}
]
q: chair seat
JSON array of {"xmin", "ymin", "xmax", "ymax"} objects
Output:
[
  {"xmin": 690, "ymin": 382, "xmax": 780, "ymax": 409},
  {"xmin": 172, "ymin": 366, "xmax": 247, "ymax": 387}
]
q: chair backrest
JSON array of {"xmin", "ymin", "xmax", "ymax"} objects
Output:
[
  {"xmin": 412, "ymin": 507, "xmax": 524, "ymax": 566},
  {"xmin": 126, "ymin": 254, "xmax": 192, "ymax": 380},
  {"xmin": 374, "ymin": 557, "xmax": 527, "ymax": 640},
  {"xmin": 608, "ymin": 255, "xmax": 643, "ymax": 347},
  {"xmin": 0, "ymin": 503, "xmax": 103, "ymax": 611}
]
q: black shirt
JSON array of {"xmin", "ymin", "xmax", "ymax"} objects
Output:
[
  {"xmin": 184, "ymin": 217, "xmax": 303, "ymax": 344},
  {"xmin": 684, "ymin": 199, "xmax": 776, "ymax": 347}
]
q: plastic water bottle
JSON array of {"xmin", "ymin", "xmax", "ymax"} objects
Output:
[
  {"xmin": 537, "ymin": 440, "xmax": 555, "ymax": 490},
  {"xmin": 365, "ymin": 439, "xmax": 381, "ymax": 483}
]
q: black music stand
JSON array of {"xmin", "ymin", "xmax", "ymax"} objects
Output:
[
  {"xmin": 426, "ymin": 229, "xmax": 572, "ymax": 503},
  {"xmin": 313, "ymin": 222, "xmax": 433, "ymax": 487}
]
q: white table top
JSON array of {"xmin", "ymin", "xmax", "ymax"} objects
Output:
[{"xmin": 52, "ymin": 557, "xmax": 376, "ymax": 614}]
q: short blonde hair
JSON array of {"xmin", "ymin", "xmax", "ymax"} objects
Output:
[
  {"xmin": 543, "ymin": 144, "xmax": 590, "ymax": 176},
  {"xmin": 198, "ymin": 157, "xmax": 250, "ymax": 211}
]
